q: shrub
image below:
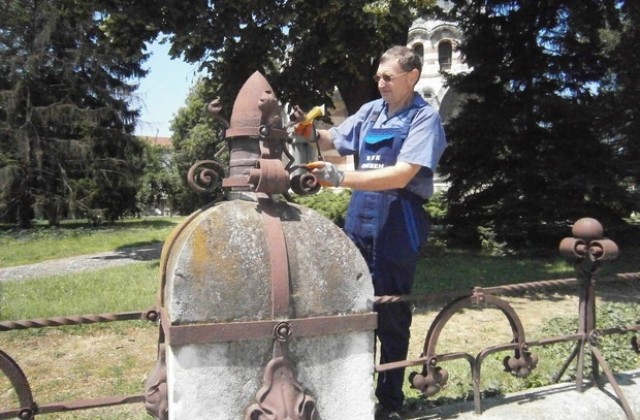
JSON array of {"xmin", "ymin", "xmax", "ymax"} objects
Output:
[{"xmin": 291, "ymin": 189, "xmax": 352, "ymax": 227}]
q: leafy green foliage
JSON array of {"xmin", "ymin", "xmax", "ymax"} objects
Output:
[
  {"xmin": 292, "ymin": 189, "xmax": 352, "ymax": 227},
  {"xmin": 424, "ymin": 191, "xmax": 447, "ymax": 223},
  {"xmin": 169, "ymin": 80, "xmax": 227, "ymax": 214},
  {"xmin": 103, "ymin": 0, "xmax": 437, "ymax": 121},
  {"xmin": 136, "ymin": 142, "xmax": 180, "ymax": 215},
  {"xmin": 540, "ymin": 302, "xmax": 640, "ymax": 378}
]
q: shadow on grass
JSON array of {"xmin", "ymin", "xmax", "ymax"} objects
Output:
[{"xmin": 90, "ymin": 241, "xmax": 164, "ymax": 262}]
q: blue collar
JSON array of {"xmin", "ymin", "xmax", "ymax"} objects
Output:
[{"xmin": 381, "ymin": 93, "xmax": 428, "ymax": 116}]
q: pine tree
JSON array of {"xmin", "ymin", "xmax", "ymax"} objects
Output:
[
  {"xmin": 598, "ymin": 1, "xmax": 640, "ymax": 211},
  {"xmin": 440, "ymin": 0, "xmax": 635, "ymax": 248},
  {"xmin": 0, "ymin": 0, "xmax": 146, "ymax": 227}
]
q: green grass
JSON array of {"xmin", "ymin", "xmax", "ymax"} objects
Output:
[
  {"xmin": 415, "ymin": 249, "xmax": 573, "ymax": 294},
  {"xmin": 0, "ymin": 262, "xmax": 159, "ymax": 321},
  {"xmin": 0, "ymin": 216, "xmax": 182, "ymax": 267},
  {"xmin": 415, "ymin": 243, "xmax": 640, "ymax": 295}
]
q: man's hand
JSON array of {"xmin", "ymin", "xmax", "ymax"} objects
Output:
[
  {"xmin": 288, "ymin": 122, "xmax": 318, "ymax": 143},
  {"xmin": 288, "ymin": 105, "xmax": 323, "ymax": 143},
  {"xmin": 307, "ymin": 161, "xmax": 345, "ymax": 187}
]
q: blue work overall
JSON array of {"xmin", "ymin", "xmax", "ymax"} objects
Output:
[{"xmin": 344, "ymin": 104, "xmax": 430, "ymax": 411}]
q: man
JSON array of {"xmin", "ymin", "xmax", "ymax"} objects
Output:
[{"xmin": 294, "ymin": 45, "xmax": 447, "ymax": 419}]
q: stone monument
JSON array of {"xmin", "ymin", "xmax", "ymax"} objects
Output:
[{"xmin": 145, "ymin": 71, "xmax": 378, "ymax": 419}]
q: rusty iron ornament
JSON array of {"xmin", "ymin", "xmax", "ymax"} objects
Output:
[
  {"xmin": 187, "ymin": 71, "xmax": 320, "ymax": 196},
  {"xmin": 245, "ymin": 350, "xmax": 317, "ymax": 420},
  {"xmin": 166, "ymin": 72, "xmax": 331, "ymax": 420}
]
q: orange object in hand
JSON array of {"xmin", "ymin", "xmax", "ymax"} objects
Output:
[
  {"xmin": 293, "ymin": 122, "xmax": 315, "ymax": 138},
  {"xmin": 292, "ymin": 105, "xmax": 324, "ymax": 141},
  {"xmin": 305, "ymin": 161, "xmax": 326, "ymax": 170}
]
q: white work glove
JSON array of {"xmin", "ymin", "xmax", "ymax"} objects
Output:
[{"xmin": 307, "ymin": 161, "xmax": 345, "ymax": 187}]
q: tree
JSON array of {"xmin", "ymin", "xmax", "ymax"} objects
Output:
[
  {"xmin": 439, "ymin": 0, "xmax": 636, "ymax": 248},
  {"xmin": 100, "ymin": 0, "xmax": 437, "ymax": 123},
  {"xmin": 93, "ymin": 1, "xmax": 438, "ymax": 217},
  {"xmin": 598, "ymin": 1, "xmax": 640, "ymax": 210},
  {"xmin": 0, "ymin": 0, "xmax": 147, "ymax": 227},
  {"xmin": 440, "ymin": 0, "xmax": 632, "ymax": 246},
  {"xmin": 169, "ymin": 79, "xmax": 227, "ymax": 214},
  {"xmin": 137, "ymin": 141, "xmax": 179, "ymax": 215}
]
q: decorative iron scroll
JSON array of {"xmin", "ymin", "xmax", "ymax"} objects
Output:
[
  {"xmin": 187, "ymin": 72, "xmax": 322, "ymax": 197},
  {"xmin": 187, "ymin": 159, "xmax": 225, "ymax": 193}
]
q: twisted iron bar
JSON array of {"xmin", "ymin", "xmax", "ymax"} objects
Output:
[
  {"xmin": 373, "ymin": 271, "xmax": 640, "ymax": 305},
  {"xmin": 0, "ymin": 308, "xmax": 158, "ymax": 331}
]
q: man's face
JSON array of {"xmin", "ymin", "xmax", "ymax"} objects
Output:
[{"xmin": 375, "ymin": 59, "xmax": 415, "ymax": 107}]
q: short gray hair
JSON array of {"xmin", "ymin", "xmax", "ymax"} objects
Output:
[{"xmin": 380, "ymin": 45, "xmax": 422, "ymax": 77}]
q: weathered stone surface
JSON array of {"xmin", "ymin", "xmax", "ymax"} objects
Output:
[{"xmin": 162, "ymin": 194, "xmax": 376, "ymax": 419}]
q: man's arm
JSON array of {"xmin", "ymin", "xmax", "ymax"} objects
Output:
[
  {"xmin": 340, "ymin": 161, "xmax": 421, "ymax": 191},
  {"xmin": 312, "ymin": 160, "xmax": 421, "ymax": 191}
]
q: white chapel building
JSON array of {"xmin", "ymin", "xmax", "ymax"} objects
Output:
[{"xmin": 409, "ymin": 0, "xmax": 469, "ymax": 125}]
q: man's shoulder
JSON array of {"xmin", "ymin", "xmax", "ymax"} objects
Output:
[
  {"xmin": 412, "ymin": 94, "xmax": 433, "ymax": 112},
  {"xmin": 412, "ymin": 96, "xmax": 442, "ymax": 123}
]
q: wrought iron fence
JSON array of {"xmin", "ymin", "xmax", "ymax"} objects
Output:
[{"xmin": 1, "ymin": 218, "xmax": 639, "ymax": 420}]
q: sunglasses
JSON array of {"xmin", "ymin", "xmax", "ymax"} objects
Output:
[{"xmin": 373, "ymin": 71, "xmax": 409, "ymax": 83}]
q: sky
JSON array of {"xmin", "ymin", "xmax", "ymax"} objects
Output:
[{"xmin": 134, "ymin": 41, "xmax": 202, "ymax": 139}]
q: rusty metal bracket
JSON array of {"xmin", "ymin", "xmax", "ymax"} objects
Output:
[
  {"xmin": 161, "ymin": 309, "xmax": 376, "ymax": 347},
  {"xmin": 257, "ymin": 194, "xmax": 291, "ymax": 318}
]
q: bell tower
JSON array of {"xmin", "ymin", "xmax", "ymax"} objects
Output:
[{"xmin": 408, "ymin": 0, "xmax": 469, "ymax": 124}]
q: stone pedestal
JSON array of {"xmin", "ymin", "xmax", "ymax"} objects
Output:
[{"xmin": 161, "ymin": 194, "xmax": 376, "ymax": 419}]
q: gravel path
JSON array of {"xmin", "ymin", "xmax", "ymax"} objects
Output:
[{"xmin": 0, "ymin": 243, "xmax": 163, "ymax": 281}]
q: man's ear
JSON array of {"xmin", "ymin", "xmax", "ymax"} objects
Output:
[{"xmin": 410, "ymin": 68, "xmax": 420, "ymax": 85}]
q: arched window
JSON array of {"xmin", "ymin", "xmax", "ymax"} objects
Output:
[
  {"xmin": 438, "ymin": 41, "xmax": 452, "ymax": 71},
  {"xmin": 412, "ymin": 43, "xmax": 424, "ymax": 64}
]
